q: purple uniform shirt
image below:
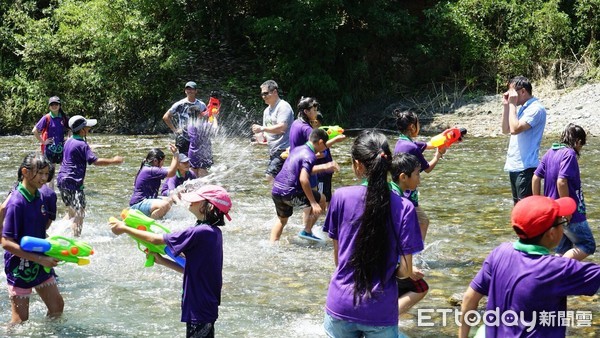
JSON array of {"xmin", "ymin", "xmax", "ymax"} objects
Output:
[
  {"xmin": 3, "ymin": 185, "xmax": 55, "ymax": 288},
  {"xmin": 534, "ymin": 146, "xmax": 586, "ymax": 222},
  {"xmin": 288, "ymin": 119, "xmax": 313, "ymax": 152},
  {"xmin": 39, "ymin": 184, "xmax": 57, "ymax": 221},
  {"xmin": 57, "ymin": 136, "xmax": 98, "ymax": 190},
  {"xmin": 163, "ymin": 223, "xmax": 223, "ymax": 323},
  {"xmin": 394, "ymin": 138, "xmax": 430, "ymax": 172},
  {"xmin": 323, "ymin": 186, "xmax": 423, "ymax": 326},
  {"xmin": 129, "ymin": 166, "xmax": 168, "ymax": 205},
  {"xmin": 272, "ymin": 144, "xmax": 316, "ymax": 197},
  {"xmin": 471, "ymin": 242, "xmax": 600, "ymax": 338},
  {"xmin": 35, "ymin": 113, "xmax": 67, "ymax": 146},
  {"xmin": 161, "ymin": 171, "xmax": 196, "ymax": 196}
]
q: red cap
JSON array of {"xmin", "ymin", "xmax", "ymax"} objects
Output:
[
  {"xmin": 181, "ymin": 185, "xmax": 232, "ymax": 221},
  {"xmin": 511, "ymin": 196, "xmax": 576, "ymax": 239}
]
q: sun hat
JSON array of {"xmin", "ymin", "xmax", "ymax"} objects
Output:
[
  {"xmin": 178, "ymin": 153, "xmax": 190, "ymax": 163},
  {"xmin": 185, "ymin": 81, "xmax": 197, "ymax": 89},
  {"xmin": 181, "ymin": 185, "xmax": 232, "ymax": 221},
  {"xmin": 69, "ymin": 115, "xmax": 98, "ymax": 132},
  {"xmin": 48, "ymin": 96, "xmax": 61, "ymax": 105},
  {"xmin": 511, "ymin": 195, "xmax": 576, "ymax": 239}
]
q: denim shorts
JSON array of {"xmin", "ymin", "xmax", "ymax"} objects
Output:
[
  {"xmin": 130, "ymin": 199, "xmax": 161, "ymax": 217},
  {"xmin": 324, "ymin": 312, "xmax": 402, "ymax": 338},
  {"xmin": 556, "ymin": 220, "xmax": 596, "ymax": 255}
]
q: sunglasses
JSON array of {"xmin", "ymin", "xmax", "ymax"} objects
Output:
[{"xmin": 261, "ymin": 91, "xmax": 271, "ymax": 97}]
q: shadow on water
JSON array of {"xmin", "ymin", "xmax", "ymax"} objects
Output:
[{"xmin": 0, "ymin": 120, "xmax": 597, "ymax": 337}]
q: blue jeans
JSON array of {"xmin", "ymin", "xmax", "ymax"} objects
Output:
[
  {"xmin": 323, "ymin": 312, "xmax": 408, "ymax": 338},
  {"xmin": 556, "ymin": 220, "xmax": 596, "ymax": 255},
  {"xmin": 130, "ymin": 199, "xmax": 160, "ymax": 216}
]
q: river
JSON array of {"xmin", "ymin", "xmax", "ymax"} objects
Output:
[{"xmin": 0, "ymin": 128, "xmax": 597, "ymax": 337}]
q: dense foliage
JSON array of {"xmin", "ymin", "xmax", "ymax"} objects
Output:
[{"xmin": 1, "ymin": 0, "xmax": 599, "ymax": 134}]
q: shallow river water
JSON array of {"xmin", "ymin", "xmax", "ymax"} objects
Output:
[{"xmin": 0, "ymin": 129, "xmax": 597, "ymax": 337}]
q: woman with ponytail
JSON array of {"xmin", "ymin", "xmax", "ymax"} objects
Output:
[{"xmin": 322, "ymin": 130, "xmax": 423, "ymax": 337}]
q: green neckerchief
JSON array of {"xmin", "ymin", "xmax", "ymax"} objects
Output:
[
  {"xmin": 389, "ymin": 181, "xmax": 402, "ymax": 194},
  {"xmin": 305, "ymin": 141, "xmax": 315, "ymax": 153},
  {"xmin": 176, "ymin": 170, "xmax": 184, "ymax": 178},
  {"xmin": 551, "ymin": 143, "xmax": 567, "ymax": 150},
  {"xmin": 513, "ymin": 241, "xmax": 550, "ymax": 255},
  {"xmin": 398, "ymin": 133, "xmax": 412, "ymax": 141},
  {"xmin": 49, "ymin": 111, "xmax": 61, "ymax": 118},
  {"xmin": 72, "ymin": 134, "xmax": 84, "ymax": 140},
  {"xmin": 361, "ymin": 179, "xmax": 368, "ymax": 186},
  {"xmin": 16, "ymin": 182, "xmax": 40, "ymax": 203}
]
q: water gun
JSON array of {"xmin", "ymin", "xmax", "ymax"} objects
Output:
[
  {"xmin": 20, "ymin": 236, "xmax": 94, "ymax": 273},
  {"xmin": 202, "ymin": 91, "xmax": 221, "ymax": 123},
  {"xmin": 110, "ymin": 209, "xmax": 186, "ymax": 268},
  {"xmin": 320, "ymin": 125, "xmax": 344, "ymax": 140},
  {"xmin": 427, "ymin": 127, "xmax": 467, "ymax": 148}
]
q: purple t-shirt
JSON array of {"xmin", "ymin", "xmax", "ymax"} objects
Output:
[
  {"xmin": 163, "ymin": 223, "xmax": 223, "ymax": 323},
  {"xmin": 323, "ymin": 185, "xmax": 423, "ymax": 326},
  {"xmin": 161, "ymin": 171, "xmax": 197, "ymax": 196},
  {"xmin": 57, "ymin": 136, "xmax": 98, "ymax": 190},
  {"xmin": 394, "ymin": 138, "xmax": 430, "ymax": 171},
  {"xmin": 39, "ymin": 184, "xmax": 57, "ymax": 221},
  {"xmin": 471, "ymin": 242, "xmax": 600, "ymax": 338},
  {"xmin": 534, "ymin": 146, "xmax": 586, "ymax": 222},
  {"xmin": 35, "ymin": 113, "xmax": 67, "ymax": 146},
  {"xmin": 129, "ymin": 166, "xmax": 169, "ymax": 205},
  {"xmin": 272, "ymin": 144, "xmax": 316, "ymax": 197},
  {"xmin": 3, "ymin": 185, "xmax": 55, "ymax": 288},
  {"xmin": 288, "ymin": 119, "xmax": 313, "ymax": 152},
  {"xmin": 315, "ymin": 149, "xmax": 333, "ymax": 179},
  {"xmin": 187, "ymin": 120, "xmax": 216, "ymax": 168}
]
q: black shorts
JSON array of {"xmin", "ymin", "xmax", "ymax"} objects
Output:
[
  {"xmin": 186, "ymin": 322, "xmax": 214, "ymax": 338},
  {"xmin": 317, "ymin": 175, "xmax": 332, "ymax": 202},
  {"xmin": 59, "ymin": 187, "xmax": 87, "ymax": 210},
  {"xmin": 176, "ymin": 134, "xmax": 190, "ymax": 154},
  {"xmin": 272, "ymin": 190, "xmax": 322, "ymax": 218},
  {"xmin": 265, "ymin": 149, "xmax": 285, "ymax": 178},
  {"xmin": 397, "ymin": 276, "xmax": 429, "ymax": 296}
]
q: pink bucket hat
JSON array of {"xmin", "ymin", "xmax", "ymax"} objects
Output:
[{"xmin": 181, "ymin": 185, "xmax": 232, "ymax": 221}]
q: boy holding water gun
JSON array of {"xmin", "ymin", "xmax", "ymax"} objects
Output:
[
  {"xmin": 109, "ymin": 184, "xmax": 232, "ymax": 338},
  {"xmin": 390, "ymin": 153, "xmax": 429, "ymax": 316},
  {"xmin": 1, "ymin": 153, "xmax": 64, "ymax": 323}
]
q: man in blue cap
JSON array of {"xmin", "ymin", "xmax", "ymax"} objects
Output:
[{"xmin": 163, "ymin": 81, "xmax": 207, "ymax": 154}]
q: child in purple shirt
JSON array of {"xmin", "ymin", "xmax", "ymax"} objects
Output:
[
  {"xmin": 1, "ymin": 153, "xmax": 64, "ymax": 323},
  {"xmin": 32, "ymin": 96, "xmax": 70, "ymax": 166},
  {"xmin": 459, "ymin": 195, "xmax": 600, "ymax": 338},
  {"xmin": 161, "ymin": 153, "xmax": 197, "ymax": 198},
  {"xmin": 130, "ymin": 146, "xmax": 179, "ymax": 219},
  {"xmin": 323, "ymin": 130, "xmax": 423, "ymax": 337},
  {"xmin": 57, "ymin": 115, "xmax": 123, "ymax": 237},
  {"xmin": 270, "ymin": 129, "xmax": 329, "ymax": 242},
  {"xmin": 110, "ymin": 184, "xmax": 232, "ymax": 338},
  {"xmin": 393, "ymin": 109, "xmax": 445, "ymax": 242},
  {"xmin": 532, "ymin": 123, "xmax": 595, "ymax": 261}
]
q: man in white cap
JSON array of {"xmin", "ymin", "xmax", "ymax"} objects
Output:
[{"xmin": 163, "ymin": 81, "xmax": 207, "ymax": 154}]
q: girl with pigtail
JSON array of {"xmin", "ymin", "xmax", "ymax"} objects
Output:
[
  {"xmin": 129, "ymin": 145, "xmax": 179, "ymax": 219},
  {"xmin": 322, "ymin": 130, "xmax": 423, "ymax": 337}
]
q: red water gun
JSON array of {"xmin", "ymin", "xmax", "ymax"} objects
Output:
[
  {"xmin": 427, "ymin": 127, "xmax": 467, "ymax": 148},
  {"xmin": 202, "ymin": 91, "xmax": 221, "ymax": 123}
]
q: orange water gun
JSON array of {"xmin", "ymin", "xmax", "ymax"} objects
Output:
[
  {"xmin": 427, "ymin": 127, "xmax": 467, "ymax": 148},
  {"xmin": 202, "ymin": 91, "xmax": 221, "ymax": 123}
]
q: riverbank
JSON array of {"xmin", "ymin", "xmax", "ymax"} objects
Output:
[{"xmin": 428, "ymin": 82, "xmax": 600, "ymax": 137}]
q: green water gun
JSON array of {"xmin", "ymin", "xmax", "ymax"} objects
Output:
[
  {"xmin": 20, "ymin": 236, "xmax": 94, "ymax": 273},
  {"xmin": 110, "ymin": 209, "xmax": 185, "ymax": 268},
  {"xmin": 320, "ymin": 125, "xmax": 344, "ymax": 140}
]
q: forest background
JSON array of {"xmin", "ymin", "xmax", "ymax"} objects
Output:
[{"xmin": 1, "ymin": 0, "xmax": 599, "ymax": 135}]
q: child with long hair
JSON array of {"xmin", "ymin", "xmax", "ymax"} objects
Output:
[
  {"xmin": 322, "ymin": 130, "xmax": 423, "ymax": 337},
  {"xmin": 1, "ymin": 153, "xmax": 64, "ymax": 323},
  {"xmin": 129, "ymin": 145, "xmax": 179, "ymax": 219},
  {"xmin": 393, "ymin": 108, "xmax": 445, "ymax": 241},
  {"xmin": 110, "ymin": 184, "xmax": 232, "ymax": 338},
  {"xmin": 532, "ymin": 123, "xmax": 596, "ymax": 261}
]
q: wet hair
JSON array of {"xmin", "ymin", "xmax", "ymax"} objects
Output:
[
  {"xmin": 508, "ymin": 76, "xmax": 532, "ymax": 96},
  {"xmin": 393, "ymin": 108, "xmax": 419, "ymax": 135},
  {"xmin": 390, "ymin": 153, "xmax": 420, "ymax": 182},
  {"xmin": 134, "ymin": 148, "xmax": 165, "ymax": 185},
  {"xmin": 309, "ymin": 128, "xmax": 328, "ymax": 144},
  {"xmin": 315, "ymin": 112, "xmax": 324, "ymax": 123},
  {"xmin": 349, "ymin": 130, "xmax": 392, "ymax": 305},
  {"xmin": 560, "ymin": 123, "xmax": 586, "ymax": 156},
  {"xmin": 47, "ymin": 160, "xmax": 56, "ymax": 182},
  {"xmin": 261, "ymin": 80, "xmax": 279, "ymax": 93},
  {"xmin": 17, "ymin": 153, "xmax": 52, "ymax": 183},
  {"xmin": 202, "ymin": 202, "xmax": 226, "ymax": 226},
  {"xmin": 297, "ymin": 97, "xmax": 319, "ymax": 123}
]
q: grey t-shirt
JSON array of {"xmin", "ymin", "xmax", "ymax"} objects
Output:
[{"xmin": 262, "ymin": 99, "xmax": 294, "ymax": 155}]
